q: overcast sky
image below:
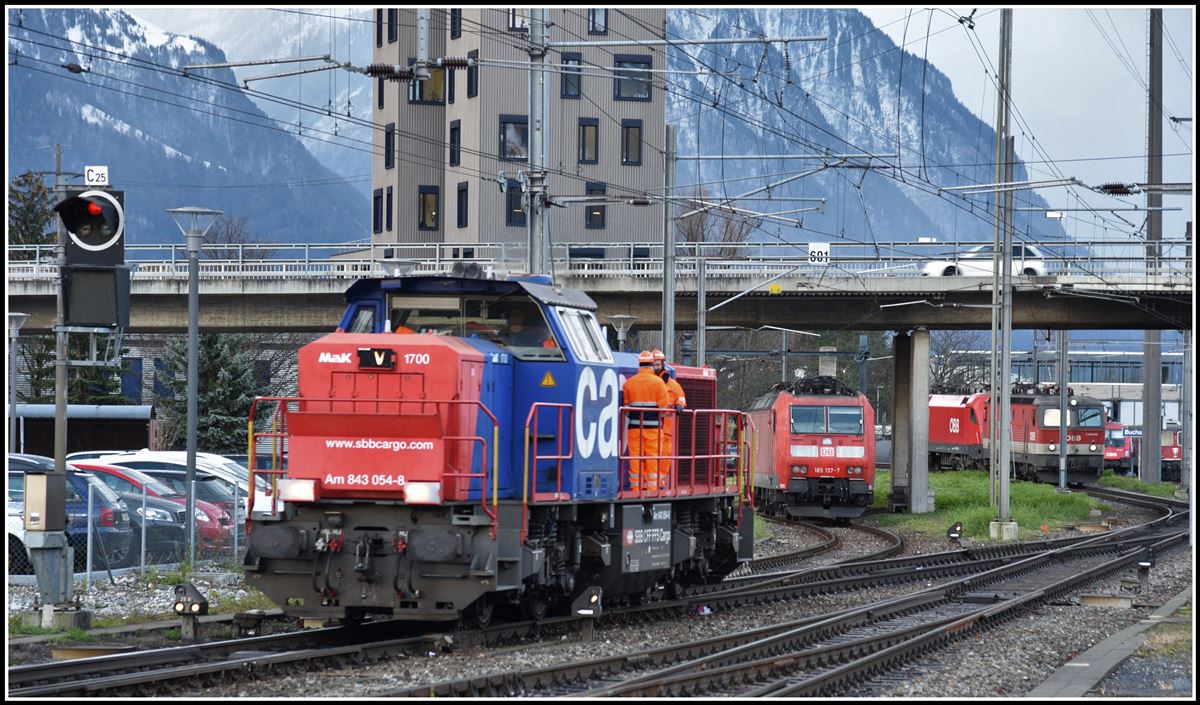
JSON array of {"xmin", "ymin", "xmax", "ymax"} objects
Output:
[
  {"xmin": 130, "ymin": 6, "xmax": 1194, "ymax": 243},
  {"xmin": 860, "ymin": 6, "xmax": 1193, "ymax": 243}
]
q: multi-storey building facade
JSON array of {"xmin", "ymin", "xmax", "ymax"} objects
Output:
[{"xmin": 371, "ymin": 8, "xmax": 666, "ymax": 263}]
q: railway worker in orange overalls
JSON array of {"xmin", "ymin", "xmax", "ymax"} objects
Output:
[
  {"xmin": 622, "ymin": 350, "xmax": 669, "ymax": 492},
  {"xmin": 652, "ymin": 349, "xmax": 687, "ymax": 489}
]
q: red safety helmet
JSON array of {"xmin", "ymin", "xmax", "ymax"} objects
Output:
[{"xmin": 638, "ymin": 350, "xmax": 655, "ymax": 364}]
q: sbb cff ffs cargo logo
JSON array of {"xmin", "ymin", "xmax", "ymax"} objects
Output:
[{"xmin": 55, "ymin": 189, "xmax": 125, "ymax": 266}]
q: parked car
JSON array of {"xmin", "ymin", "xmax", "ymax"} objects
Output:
[
  {"xmin": 7, "ymin": 453, "xmax": 135, "ymax": 571},
  {"xmin": 921, "ymin": 244, "xmax": 1048, "ymax": 277},
  {"xmin": 89, "ymin": 450, "xmax": 278, "ymax": 513},
  {"xmin": 72, "ymin": 461, "xmax": 228, "ymax": 554}
]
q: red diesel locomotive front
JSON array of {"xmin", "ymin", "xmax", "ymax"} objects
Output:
[{"xmin": 749, "ymin": 377, "xmax": 876, "ymax": 522}]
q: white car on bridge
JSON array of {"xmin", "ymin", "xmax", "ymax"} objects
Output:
[{"xmin": 921, "ymin": 244, "xmax": 1049, "ymax": 277}]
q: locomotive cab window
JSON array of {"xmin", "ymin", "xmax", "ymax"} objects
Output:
[
  {"xmin": 827, "ymin": 407, "xmax": 864, "ymax": 434},
  {"xmin": 384, "ymin": 292, "xmax": 564, "ymax": 360},
  {"xmin": 556, "ymin": 307, "xmax": 612, "ymax": 364},
  {"xmin": 347, "ymin": 305, "xmax": 375, "ymax": 333},
  {"xmin": 1075, "ymin": 406, "xmax": 1104, "ymax": 428},
  {"xmin": 790, "ymin": 406, "xmax": 825, "ymax": 434},
  {"xmin": 1042, "ymin": 408, "xmax": 1062, "ymax": 427}
]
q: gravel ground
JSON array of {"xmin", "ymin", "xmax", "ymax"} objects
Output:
[{"xmin": 7, "ymin": 498, "xmax": 1192, "ymax": 698}]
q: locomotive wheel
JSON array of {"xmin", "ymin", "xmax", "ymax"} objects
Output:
[
  {"xmin": 834, "ymin": 517, "xmax": 851, "ymax": 527},
  {"xmin": 465, "ymin": 594, "xmax": 495, "ymax": 629},
  {"xmin": 521, "ymin": 592, "xmax": 550, "ymax": 621}
]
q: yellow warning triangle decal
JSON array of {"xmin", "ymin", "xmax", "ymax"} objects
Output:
[{"xmin": 540, "ymin": 371, "xmax": 556, "ymax": 387}]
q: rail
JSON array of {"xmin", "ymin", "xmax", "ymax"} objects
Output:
[
  {"xmin": 247, "ymin": 395, "xmax": 501, "ymax": 535},
  {"xmin": 6, "ymin": 238, "xmax": 1192, "ymax": 282}
]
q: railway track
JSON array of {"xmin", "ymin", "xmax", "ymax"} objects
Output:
[{"xmin": 14, "ymin": 490, "xmax": 1183, "ymax": 697}]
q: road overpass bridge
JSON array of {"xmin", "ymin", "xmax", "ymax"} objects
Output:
[{"xmin": 7, "ymin": 240, "xmax": 1192, "ymax": 334}]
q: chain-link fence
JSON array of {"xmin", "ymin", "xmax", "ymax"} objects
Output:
[{"xmin": 9, "ymin": 480, "xmax": 247, "ymax": 584}]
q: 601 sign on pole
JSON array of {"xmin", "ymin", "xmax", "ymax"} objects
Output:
[{"xmin": 808, "ymin": 242, "xmax": 830, "ymax": 265}]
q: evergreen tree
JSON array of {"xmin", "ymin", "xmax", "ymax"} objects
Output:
[
  {"xmin": 8, "ymin": 170, "xmax": 56, "ymax": 260},
  {"xmin": 155, "ymin": 333, "xmax": 264, "ymax": 452},
  {"xmin": 17, "ymin": 334, "xmax": 131, "ymax": 404}
]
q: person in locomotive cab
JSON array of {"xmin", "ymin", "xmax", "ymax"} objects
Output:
[
  {"xmin": 652, "ymin": 349, "xmax": 686, "ymax": 489},
  {"xmin": 499, "ymin": 307, "xmax": 551, "ymax": 347},
  {"xmin": 623, "ymin": 350, "xmax": 669, "ymax": 492}
]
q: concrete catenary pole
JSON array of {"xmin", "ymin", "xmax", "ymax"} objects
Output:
[
  {"xmin": 661, "ymin": 123, "xmax": 676, "ymax": 362},
  {"xmin": 1140, "ymin": 8, "xmax": 1163, "ymax": 483}
]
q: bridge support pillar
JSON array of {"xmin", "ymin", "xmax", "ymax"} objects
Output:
[
  {"xmin": 888, "ymin": 329, "xmax": 933, "ymax": 514},
  {"xmin": 909, "ymin": 328, "xmax": 931, "ymax": 513},
  {"xmin": 889, "ymin": 333, "xmax": 911, "ymax": 512}
]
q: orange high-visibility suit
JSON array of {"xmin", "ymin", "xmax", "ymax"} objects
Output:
[
  {"xmin": 622, "ymin": 365, "xmax": 669, "ymax": 492},
  {"xmin": 658, "ymin": 373, "xmax": 687, "ymax": 488}
]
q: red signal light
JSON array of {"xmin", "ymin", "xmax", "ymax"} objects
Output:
[{"xmin": 87, "ymin": 201, "xmax": 103, "ymax": 216}]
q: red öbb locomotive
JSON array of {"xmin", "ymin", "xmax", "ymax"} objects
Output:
[
  {"xmin": 749, "ymin": 377, "xmax": 876, "ymax": 522},
  {"xmin": 928, "ymin": 384, "xmax": 1106, "ymax": 484}
]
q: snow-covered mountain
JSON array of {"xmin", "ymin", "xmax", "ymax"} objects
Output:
[
  {"xmin": 127, "ymin": 8, "xmax": 374, "ymax": 203},
  {"xmin": 7, "ymin": 8, "xmax": 367, "ymax": 245},
  {"xmin": 667, "ymin": 9, "xmax": 1070, "ymax": 249}
]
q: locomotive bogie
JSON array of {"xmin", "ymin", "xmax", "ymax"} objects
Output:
[{"xmin": 245, "ymin": 496, "xmax": 750, "ymax": 621}]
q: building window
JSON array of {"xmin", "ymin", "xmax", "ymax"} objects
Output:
[
  {"xmin": 450, "ymin": 9, "xmax": 462, "ymax": 39},
  {"xmin": 377, "ymin": 76, "xmax": 384, "ymax": 110},
  {"xmin": 375, "ymin": 9, "xmax": 383, "ymax": 47},
  {"xmin": 585, "ymin": 182, "xmax": 606, "ymax": 229},
  {"xmin": 449, "ymin": 120, "xmax": 461, "ymax": 166},
  {"xmin": 447, "ymin": 67, "xmax": 455, "ymax": 103},
  {"xmin": 621, "ymin": 119, "xmax": 642, "ymax": 165},
  {"xmin": 467, "ymin": 50, "xmax": 478, "ymax": 97},
  {"xmin": 508, "ymin": 9, "xmax": 528, "ymax": 31},
  {"xmin": 387, "ymin": 9, "xmax": 398, "ymax": 43},
  {"xmin": 373, "ymin": 188, "xmax": 383, "ymax": 233},
  {"xmin": 578, "ymin": 117, "xmax": 599, "ymax": 164},
  {"xmin": 588, "ymin": 9, "xmax": 607, "ymax": 34},
  {"xmin": 407, "ymin": 58, "xmax": 445, "ymax": 104},
  {"xmin": 499, "ymin": 114, "xmax": 528, "ymax": 160},
  {"xmin": 457, "ymin": 181, "xmax": 468, "ymax": 229},
  {"xmin": 384, "ymin": 123, "xmax": 395, "ymax": 169},
  {"xmin": 418, "ymin": 186, "xmax": 439, "ymax": 230},
  {"xmin": 506, "ymin": 179, "xmax": 525, "ymax": 226},
  {"xmin": 561, "ymin": 51, "xmax": 581, "ymax": 98},
  {"xmin": 614, "ymin": 54, "xmax": 651, "ymax": 101},
  {"xmin": 386, "ymin": 186, "xmax": 393, "ymax": 231}
]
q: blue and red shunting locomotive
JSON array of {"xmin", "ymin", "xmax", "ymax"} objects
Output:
[
  {"xmin": 244, "ymin": 273, "xmax": 755, "ymax": 625},
  {"xmin": 748, "ymin": 377, "xmax": 877, "ymax": 522}
]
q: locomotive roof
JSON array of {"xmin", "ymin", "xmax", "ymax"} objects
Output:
[{"xmin": 346, "ymin": 275, "xmax": 597, "ymax": 311}]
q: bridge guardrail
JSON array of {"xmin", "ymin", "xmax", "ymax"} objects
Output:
[{"xmin": 7, "ymin": 239, "xmax": 1191, "ymax": 282}]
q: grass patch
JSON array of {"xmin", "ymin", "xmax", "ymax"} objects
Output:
[
  {"xmin": 49, "ymin": 627, "xmax": 101, "ymax": 644},
  {"xmin": 1135, "ymin": 621, "xmax": 1192, "ymax": 661},
  {"xmin": 870, "ymin": 469, "xmax": 1101, "ymax": 541},
  {"xmin": 140, "ymin": 564, "xmax": 193, "ymax": 589},
  {"xmin": 163, "ymin": 627, "xmax": 181, "ymax": 641},
  {"xmin": 8, "ymin": 616, "xmax": 61, "ymax": 637},
  {"xmin": 753, "ymin": 515, "xmax": 774, "ymax": 542},
  {"xmin": 209, "ymin": 585, "xmax": 277, "ymax": 614},
  {"xmin": 91, "ymin": 612, "xmax": 178, "ymax": 629},
  {"xmin": 1096, "ymin": 469, "xmax": 1180, "ymax": 498}
]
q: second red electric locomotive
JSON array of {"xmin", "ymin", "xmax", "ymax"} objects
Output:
[
  {"xmin": 928, "ymin": 385, "xmax": 1106, "ymax": 484},
  {"xmin": 749, "ymin": 376, "xmax": 876, "ymax": 521}
]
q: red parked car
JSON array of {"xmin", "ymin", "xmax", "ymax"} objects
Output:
[{"xmin": 72, "ymin": 462, "xmax": 233, "ymax": 550}]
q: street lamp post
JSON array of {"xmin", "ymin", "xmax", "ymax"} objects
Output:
[
  {"xmin": 167, "ymin": 207, "xmax": 222, "ymax": 566},
  {"xmin": 606, "ymin": 315, "xmax": 638, "ymax": 353},
  {"xmin": 9, "ymin": 312, "xmax": 30, "ymax": 452}
]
